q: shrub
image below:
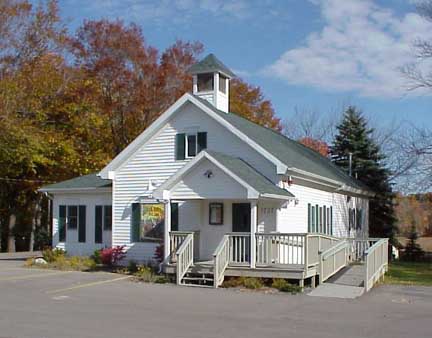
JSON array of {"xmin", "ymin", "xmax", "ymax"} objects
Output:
[
  {"xmin": 128, "ymin": 260, "xmax": 138, "ymax": 273},
  {"xmin": 42, "ymin": 248, "xmax": 66, "ymax": 263},
  {"xmin": 242, "ymin": 277, "xmax": 263, "ymax": 289},
  {"xmin": 271, "ymin": 279, "xmax": 302, "ymax": 294},
  {"xmin": 222, "ymin": 277, "xmax": 243, "ymax": 288},
  {"xmin": 91, "ymin": 249, "xmax": 102, "ymax": 264},
  {"xmin": 134, "ymin": 265, "xmax": 156, "ymax": 282},
  {"xmin": 153, "ymin": 275, "xmax": 168, "ymax": 284},
  {"xmin": 100, "ymin": 246, "xmax": 126, "ymax": 266},
  {"xmin": 222, "ymin": 277, "xmax": 263, "ymax": 289}
]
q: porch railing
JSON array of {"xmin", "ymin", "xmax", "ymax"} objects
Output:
[
  {"xmin": 255, "ymin": 233, "xmax": 306, "ymax": 266},
  {"xmin": 176, "ymin": 233, "xmax": 194, "ymax": 285},
  {"xmin": 364, "ymin": 238, "xmax": 389, "ymax": 292},
  {"xmin": 213, "ymin": 235, "xmax": 230, "ymax": 288},
  {"xmin": 346, "ymin": 238, "xmax": 381, "ymax": 262},
  {"xmin": 228, "ymin": 233, "xmax": 251, "ymax": 264}
]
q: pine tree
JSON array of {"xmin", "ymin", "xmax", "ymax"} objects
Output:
[
  {"xmin": 331, "ymin": 106, "xmax": 397, "ymax": 241},
  {"xmin": 403, "ymin": 225, "xmax": 424, "ymax": 261}
]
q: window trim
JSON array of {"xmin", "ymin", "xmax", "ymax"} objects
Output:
[{"xmin": 209, "ymin": 203, "xmax": 224, "ymax": 225}]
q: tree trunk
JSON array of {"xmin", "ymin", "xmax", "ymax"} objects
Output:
[
  {"xmin": 29, "ymin": 195, "xmax": 43, "ymax": 252},
  {"xmin": 7, "ymin": 214, "xmax": 16, "ymax": 253}
]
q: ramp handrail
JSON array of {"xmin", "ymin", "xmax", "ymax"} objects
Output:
[
  {"xmin": 319, "ymin": 240, "xmax": 349, "ymax": 283},
  {"xmin": 364, "ymin": 238, "xmax": 388, "ymax": 292}
]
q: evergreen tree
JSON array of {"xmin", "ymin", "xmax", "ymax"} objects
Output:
[
  {"xmin": 403, "ymin": 224, "xmax": 424, "ymax": 261},
  {"xmin": 331, "ymin": 106, "xmax": 397, "ymax": 241}
]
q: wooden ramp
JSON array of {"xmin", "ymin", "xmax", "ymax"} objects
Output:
[{"xmin": 308, "ymin": 264, "xmax": 366, "ymax": 299}]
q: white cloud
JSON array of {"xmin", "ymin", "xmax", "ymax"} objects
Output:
[
  {"xmin": 265, "ymin": 0, "xmax": 432, "ymax": 98},
  {"xmin": 76, "ymin": 0, "xmax": 253, "ymax": 23}
]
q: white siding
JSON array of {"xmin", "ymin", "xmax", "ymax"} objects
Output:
[
  {"xmin": 52, "ymin": 191, "xmax": 112, "ymax": 256},
  {"xmin": 113, "ymin": 102, "xmax": 276, "ymax": 262},
  {"xmin": 171, "ymin": 159, "xmax": 247, "ymax": 199},
  {"xmin": 277, "ymin": 182, "xmax": 369, "ymax": 238}
]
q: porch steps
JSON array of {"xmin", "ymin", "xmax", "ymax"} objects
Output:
[{"xmin": 181, "ymin": 271, "xmax": 215, "ymax": 287}]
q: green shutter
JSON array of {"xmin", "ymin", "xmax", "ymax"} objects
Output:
[
  {"xmin": 307, "ymin": 203, "xmax": 311, "ymax": 232},
  {"xmin": 323, "ymin": 206, "xmax": 326, "ymax": 234},
  {"xmin": 197, "ymin": 132, "xmax": 207, "ymax": 153},
  {"xmin": 59, "ymin": 205, "xmax": 66, "ymax": 242},
  {"xmin": 95, "ymin": 206, "xmax": 103, "ymax": 244},
  {"xmin": 315, "ymin": 205, "xmax": 319, "ymax": 234},
  {"xmin": 330, "ymin": 206, "xmax": 333, "ymax": 235},
  {"xmin": 175, "ymin": 133, "xmax": 186, "ymax": 160},
  {"xmin": 131, "ymin": 203, "xmax": 141, "ymax": 242},
  {"xmin": 78, "ymin": 205, "xmax": 86, "ymax": 243}
]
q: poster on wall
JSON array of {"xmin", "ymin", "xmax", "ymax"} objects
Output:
[{"xmin": 140, "ymin": 203, "xmax": 165, "ymax": 241}]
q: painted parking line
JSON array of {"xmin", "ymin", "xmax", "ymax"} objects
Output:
[
  {"xmin": 46, "ymin": 275, "xmax": 132, "ymax": 294},
  {"xmin": 0, "ymin": 271, "xmax": 72, "ymax": 282}
]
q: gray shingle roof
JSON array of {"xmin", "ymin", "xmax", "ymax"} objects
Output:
[
  {"xmin": 40, "ymin": 173, "xmax": 111, "ymax": 191},
  {"xmin": 188, "ymin": 53, "xmax": 236, "ymax": 78},
  {"xmin": 196, "ymin": 96, "xmax": 368, "ymax": 192},
  {"xmin": 207, "ymin": 150, "xmax": 294, "ymax": 198}
]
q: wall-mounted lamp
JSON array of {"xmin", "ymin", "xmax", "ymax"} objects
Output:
[{"xmin": 204, "ymin": 170, "xmax": 213, "ymax": 178}]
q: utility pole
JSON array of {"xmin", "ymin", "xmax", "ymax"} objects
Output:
[{"xmin": 349, "ymin": 152, "xmax": 353, "ymax": 177}]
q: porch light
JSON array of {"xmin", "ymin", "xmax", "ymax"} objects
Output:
[{"xmin": 204, "ymin": 170, "xmax": 213, "ymax": 178}]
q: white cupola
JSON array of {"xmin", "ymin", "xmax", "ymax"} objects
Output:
[{"xmin": 188, "ymin": 54, "xmax": 235, "ymax": 113}]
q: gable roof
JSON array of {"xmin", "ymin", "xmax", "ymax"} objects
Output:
[
  {"xmin": 194, "ymin": 96, "xmax": 369, "ymax": 193},
  {"xmin": 187, "ymin": 53, "xmax": 236, "ymax": 78},
  {"xmin": 206, "ymin": 151, "xmax": 294, "ymax": 198},
  {"xmin": 154, "ymin": 150, "xmax": 294, "ymax": 200},
  {"xmin": 40, "ymin": 173, "xmax": 111, "ymax": 192}
]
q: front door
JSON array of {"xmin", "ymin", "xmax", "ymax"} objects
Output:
[
  {"xmin": 232, "ymin": 203, "xmax": 251, "ymax": 232},
  {"xmin": 232, "ymin": 203, "xmax": 251, "ymax": 263}
]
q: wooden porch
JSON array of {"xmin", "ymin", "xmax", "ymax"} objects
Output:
[{"xmin": 164, "ymin": 231, "xmax": 388, "ymax": 290}]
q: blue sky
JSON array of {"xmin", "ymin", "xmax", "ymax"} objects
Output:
[{"xmin": 54, "ymin": 0, "xmax": 432, "ymax": 128}]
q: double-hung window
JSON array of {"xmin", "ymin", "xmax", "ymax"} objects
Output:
[{"xmin": 175, "ymin": 132, "xmax": 207, "ymax": 160}]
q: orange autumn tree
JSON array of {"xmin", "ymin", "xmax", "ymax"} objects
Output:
[
  {"xmin": 230, "ymin": 78, "xmax": 282, "ymax": 131},
  {"xmin": 299, "ymin": 137, "xmax": 329, "ymax": 157}
]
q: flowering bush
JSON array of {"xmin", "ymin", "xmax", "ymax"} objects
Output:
[{"xmin": 100, "ymin": 246, "xmax": 126, "ymax": 266}]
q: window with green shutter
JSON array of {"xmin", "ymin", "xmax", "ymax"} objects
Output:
[{"xmin": 59, "ymin": 205, "xmax": 66, "ymax": 242}]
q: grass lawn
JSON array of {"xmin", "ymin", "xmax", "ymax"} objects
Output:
[{"xmin": 385, "ymin": 261, "xmax": 432, "ymax": 286}]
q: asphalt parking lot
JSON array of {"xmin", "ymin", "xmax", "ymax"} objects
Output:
[{"xmin": 0, "ymin": 259, "xmax": 431, "ymax": 338}]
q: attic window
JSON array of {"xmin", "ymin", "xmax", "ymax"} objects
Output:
[
  {"xmin": 219, "ymin": 74, "xmax": 227, "ymax": 94},
  {"xmin": 197, "ymin": 73, "xmax": 213, "ymax": 92}
]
